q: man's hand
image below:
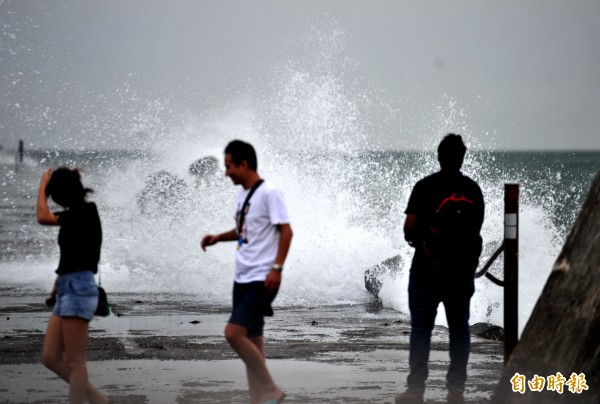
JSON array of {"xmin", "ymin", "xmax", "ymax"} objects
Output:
[
  {"xmin": 404, "ymin": 214, "xmax": 418, "ymax": 247},
  {"xmin": 200, "ymin": 229, "xmax": 237, "ymax": 251},
  {"xmin": 200, "ymin": 234, "xmax": 219, "ymax": 251},
  {"xmin": 264, "ymin": 269, "xmax": 281, "ymax": 293}
]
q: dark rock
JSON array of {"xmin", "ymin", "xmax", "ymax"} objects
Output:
[
  {"xmin": 137, "ymin": 170, "xmax": 189, "ymax": 215},
  {"xmin": 365, "ymin": 297, "xmax": 383, "ymax": 313},
  {"xmin": 189, "ymin": 156, "xmax": 219, "ymax": 178},
  {"xmin": 470, "ymin": 322, "xmax": 504, "ymax": 341},
  {"xmin": 364, "ymin": 254, "xmax": 404, "ymax": 298},
  {"xmin": 189, "ymin": 156, "xmax": 220, "ymax": 188}
]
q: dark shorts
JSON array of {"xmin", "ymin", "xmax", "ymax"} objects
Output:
[
  {"xmin": 229, "ymin": 281, "xmax": 277, "ymax": 338},
  {"xmin": 53, "ymin": 271, "xmax": 98, "ymax": 321}
]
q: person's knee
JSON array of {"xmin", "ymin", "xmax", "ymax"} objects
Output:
[
  {"xmin": 63, "ymin": 353, "xmax": 86, "ymax": 372},
  {"xmin": 224, "ymin": 324, "xmax": 245, "ymax": 346},
  {"xmin": 446, "ymin": 313, "xmax": 470, "ymax": 335},
  {"xmin": 410, "ymin": 316, "xmax": 436, "ymax": 333},
  {"xmin": 41, "ymin": 350, "xmax": 61, "ymax": 370},
  {"xmin": 448, "ymin": 327, "xmax": 470, "ymax": 343},
  {"xmin": 224, "ymin": 328, "xmax": 235, "ymax": 344}
]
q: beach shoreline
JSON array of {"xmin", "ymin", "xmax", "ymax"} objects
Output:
[{"xmin": 0, "ymin": 293, "xmax": 503, "ymax": 403}]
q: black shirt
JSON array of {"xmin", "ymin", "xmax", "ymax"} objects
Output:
[
  {"xmin": 55, "ymin": 202, "xmax": 102, "ymax": 275},
  {"xmin": 405, "ymin": 170, "xmax": 484, "ymax": 272},
  {"xmin": 406, "ymin": 170, "xmax": 484, "ymax": 236}
]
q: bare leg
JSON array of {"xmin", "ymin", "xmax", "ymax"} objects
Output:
[
  {"xmin": 42, "ymin": 315, "xmax": 108, "ymax": 404},
  {"xmin": 62, "ymin": 317, "xmax": 90, "ymax": 403},
  {"xmin": 246, "ymin": 336, "xmax": 265, "ymax": 404},
  {"xmin": 225, "ymin": 323, "xmax": 283, "ymax": 403}
]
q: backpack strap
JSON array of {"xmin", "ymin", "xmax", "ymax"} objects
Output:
[
  {"xmin": 237, "ymin": 179, "xmax": 264, "ymax": 247},
  {"xmin": 435, "ymin": 193, "xmax": 474, "ymax": 212}
]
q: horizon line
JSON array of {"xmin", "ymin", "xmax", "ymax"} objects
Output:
[{"xmin": 4, "ymin": 146, "xmax": 600, "ymax": 154}]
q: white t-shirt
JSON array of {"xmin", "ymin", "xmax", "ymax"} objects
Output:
[{"xmin": 233, "ymin": 180, "xmax": 290, "ymax": 283}]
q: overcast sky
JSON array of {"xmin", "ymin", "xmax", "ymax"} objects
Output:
[{"xmin": 1, "ymin": 0, "xmax": 600, "ymax": 151}]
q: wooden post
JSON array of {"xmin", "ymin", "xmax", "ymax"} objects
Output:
[{"xmin": 504, "ymin": 183, "xmax": 519, "ymax": 363}]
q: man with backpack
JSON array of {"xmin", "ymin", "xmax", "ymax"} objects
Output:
[{"xmin": 396, "ymin": 134, "xmax": 484, "ymax": 404}]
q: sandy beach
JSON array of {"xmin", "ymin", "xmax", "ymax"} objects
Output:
[{"xmin": 0, "ymin": 292, "xmax": 504, "ymax": 403}]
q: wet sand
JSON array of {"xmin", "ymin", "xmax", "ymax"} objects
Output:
[{"xmin": 0, "ymin": 293, "xmax": 503, "ymax": 403}]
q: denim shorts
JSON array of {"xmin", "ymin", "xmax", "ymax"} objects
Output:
[
  {"xmin": 53, "ymin": 271, "xmax": 98, "ymax": 321},
  {"xmin": 229, "ymin": 281, "xmax": 277, "ymax": 337}
]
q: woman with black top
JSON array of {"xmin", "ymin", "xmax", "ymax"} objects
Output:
[{"xmin": 36, "ymin": 168, "xmax": 107, "ymax": 404}]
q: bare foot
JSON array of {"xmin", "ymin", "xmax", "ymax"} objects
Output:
[
  {"xmin": 257, "ymin": 387, "xmax": 285, "ymax": 403},
  {"xmin": 88, "ymin": 391, "xmax": 109, "ymax": 404}
]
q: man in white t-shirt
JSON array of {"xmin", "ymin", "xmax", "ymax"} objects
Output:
[{"xmin": 201, "ymin": 140, "xmax": 293, "ymax": 404}]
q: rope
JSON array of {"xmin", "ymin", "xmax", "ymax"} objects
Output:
[
  {"xmin": 485, "ymin": 272, "xmax": 507, "ymax": 287},
  {"xmin": 474, "ymin": 241, "xmax": 517, "ymax": 286},
  {"xmin": 475, "ymin": 242, "xmax": 504, "ymax": 279}
]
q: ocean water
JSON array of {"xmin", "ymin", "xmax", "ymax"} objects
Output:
[{"xmin": 1, "ymin": 145, "xmax": 598, "ymax": 334}]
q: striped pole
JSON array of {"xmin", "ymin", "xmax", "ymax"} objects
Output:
[{"xmin": 504, "ymin": 183, "xmax": 519, "ymax": 363}]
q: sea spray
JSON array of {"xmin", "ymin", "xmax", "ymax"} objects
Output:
[{"xmin": 94, "ymin": 26, "xmax": 389, "ymax": 305}]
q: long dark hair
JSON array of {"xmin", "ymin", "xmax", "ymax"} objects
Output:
[{"xmin": 45, "ymin": 168, "xmax": 93, "ymax": 208}]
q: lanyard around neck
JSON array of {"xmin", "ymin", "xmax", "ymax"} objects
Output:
[{"xmin": 237, "ymin": 179, "xmax": 264, "ymax": 237}]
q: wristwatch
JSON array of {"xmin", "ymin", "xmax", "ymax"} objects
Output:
[{"xmin": 272, "ymin": 264, "xmax": 283, "ymax": 273}]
